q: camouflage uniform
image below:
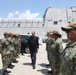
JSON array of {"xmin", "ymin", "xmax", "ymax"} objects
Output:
[
  {"xmin": 1, "ymin": 37, "xmax": 11, "ymax": 70},
  {"xmin": 13, "ymin": 35, "xmax": 19, "ymax": 58},
  {"xmin": 60, "ymin": 41, "xmax": 76, "ymax": 75},
  {"xmin": 61, "ymin": 22, "xmax": 76, "ymax": 75},
  {"xmin": 50, "ymin": 40, "xmax": 63, "ymax": 75},
  {"xmin": 16, "ymin": 35, "xmax": 21, "ymax": 56},
  {"xmin": 47, "ymin": 38, "xmax": 55, "ymax": 68},
  {"xmin": 8, "ymin": 36, "xmax": 15, "ymax": 62},
  {"xmin": 46, "ymin": 37, "xmax": 54, "ymax": 61},
  {"xmin": 48, "ymin": 30, "xmax": 63, "ymax": 75}
]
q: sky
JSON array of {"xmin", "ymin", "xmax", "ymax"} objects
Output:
[{"xmin": 0, "ymin": 0, "xmax": 76, "ymax": 20}]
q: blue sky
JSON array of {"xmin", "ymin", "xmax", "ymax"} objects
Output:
[{"xmin": 0, "ymin": 0, "xmax": 76, "ymax": 19}]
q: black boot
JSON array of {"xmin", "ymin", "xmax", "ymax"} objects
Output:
[
  {"xmin": 48, "ymin": 70, "xmax": 53, "ymax": 74},
  {"xmin": 32, "ymin": 65, "xmax": 35, "ymax": 69},
  {"xmin": 3, "ymin": 69, "xmax": 11, "ymax": 75},
  {"xmin": 8, "ymin": 63, "xmax": 15, "ymax": 69},
  {"xmin": 13, "ymin": 60, "xmax": 18, "ymax": 63}
]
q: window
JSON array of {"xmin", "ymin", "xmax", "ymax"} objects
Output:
[
  {"xmin": 59, "ymin": 20, "xmax": 62, "ymax": 22},
  {"xmin": 53, "ymin": 21, "xmax": 58, "ymax": 25},
  {"xmin": 72, "ymin": 10, "xmax": 76, "ymax": 12},
  {"xmin": 18, "ymin": 24, "xmax": 20, "ymax": 27},
  {"xmin": 42, "ymin": 24, "xmax": 44, "ymax": 27}
]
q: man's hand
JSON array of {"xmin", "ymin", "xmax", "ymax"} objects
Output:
[{"xmin": 37, "ymin": 48, "xmax": 39, "ymax": 53}]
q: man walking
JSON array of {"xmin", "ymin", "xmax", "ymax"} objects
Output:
[{"xmin": 28, "ymin": 31, "xmax": 39, "ymax": 69}]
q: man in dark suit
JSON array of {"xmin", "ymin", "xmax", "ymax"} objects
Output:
[{"xmin": 28, "ymin": 31, "xmax": 39, "ymax": 69}]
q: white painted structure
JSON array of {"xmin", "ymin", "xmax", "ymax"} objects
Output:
[
  {"xmin": 0, "ymin": 7, "xmax": 76, "ymax": 39},
  {"xmin": 43, "ymin": 7, "xmax": 76, "ymax": 39}
]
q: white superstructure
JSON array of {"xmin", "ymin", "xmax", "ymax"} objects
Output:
[{"xmin": 0, "ymin": 7, "xmax": 76, "ymax": 39}]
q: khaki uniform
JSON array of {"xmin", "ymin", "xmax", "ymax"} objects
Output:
[{"xmin": 61, "ymin": 41, "xmax": 76, "ymax": 75}]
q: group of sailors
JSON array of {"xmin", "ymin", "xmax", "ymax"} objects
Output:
[
  {"xmin": 0, "ymin": 32, "xmax": 21, "ymax": 75},
  {"xmin": 46, "ymin": 21, "xmax": 76, "ymax": 75},
  {"xmin": 0, "ymin": 21, "xmax": 76, "ymax": 75}
]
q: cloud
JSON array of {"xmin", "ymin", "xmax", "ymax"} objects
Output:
[
  {"xmin": 0, "ymin": 17, "xmax": 2, "ymax": 20},
  {"xmin": 7, "ymin": 10, "xmax": 42, "ymax": 20},
  {"xmin": 7, "ymin": 13, "xmax": 14, "ymax": 19}
]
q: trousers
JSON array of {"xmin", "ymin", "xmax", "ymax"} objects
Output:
[{"xmin": 30, "ymin": 49, "xmax": 37, "ymax": 66}]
